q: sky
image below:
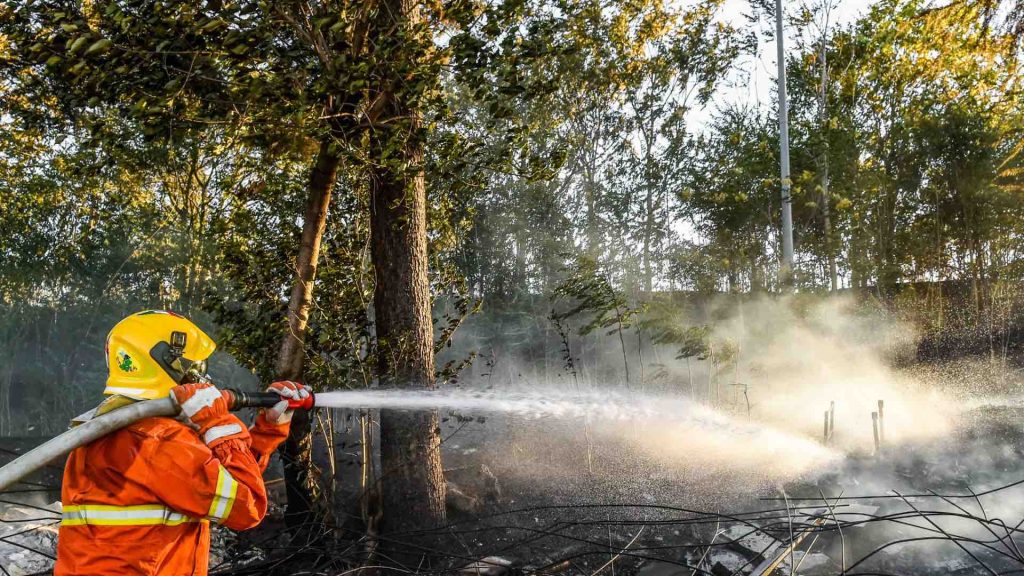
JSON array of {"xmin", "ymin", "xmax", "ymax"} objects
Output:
[{"xmin": 689, "ymin": 0, "xmax": 878, "ymax": 131}]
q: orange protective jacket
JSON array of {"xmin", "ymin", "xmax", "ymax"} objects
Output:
[{"xmin": 54, "ymin": 412, "xmax": 289, "ymax": 576}]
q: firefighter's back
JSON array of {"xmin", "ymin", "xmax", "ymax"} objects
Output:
[{"xmin": 55, "ymin": 416, "xmax": 210, "ymax": 576}]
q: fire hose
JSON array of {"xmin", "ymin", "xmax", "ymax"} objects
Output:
[{"xmin": 0, "ymin": 389, "xmax": 315, "ymax": 493}]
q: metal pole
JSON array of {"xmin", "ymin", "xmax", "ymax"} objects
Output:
[{"xmin": 775, "ymin": 0, "xmax": 795, "ymax": 289}]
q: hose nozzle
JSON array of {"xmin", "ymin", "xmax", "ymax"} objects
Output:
[{"xmin": 224, "ymin": 389, "xmax": 315, "ymax": 411}]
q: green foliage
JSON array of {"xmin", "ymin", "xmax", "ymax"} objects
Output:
[
  {"xmin": 641, "ymin": 301, "xmax": 711, "ymax": 361},
  {"xmin": 683, "ymin": 108, "xmax": 779, "ymax": 292},
  {"xmin": 1, "ymin": 0, "xmax": 1022, "ymax": 428},
  {"xmin": 552, "ymin": 257, "xmax": 643, "ymax": 337}
]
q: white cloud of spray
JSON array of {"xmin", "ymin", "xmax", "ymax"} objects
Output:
[
  {"xmin": 702, "ymin": 294, "xmax": 958, "ymax": 450},
  {"xmin": 439, "ymin": 294, "xmax": 971, "ymax": 501},
  {"xmin": 416, "ymin": 292, "xmax": 1009, "ymax": 511},
  {"xmin": 587, "ymin": 401, "xmax": 839, "ymax": 480}
]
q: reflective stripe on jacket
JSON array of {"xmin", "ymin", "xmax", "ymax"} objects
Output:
[
  {"xmin": 54, "ymin": 412, "xmax": 289, "ymax": 576},
  {"xmin": 62, "ymin": 504, "xmax": 199, "ymax": 526}
]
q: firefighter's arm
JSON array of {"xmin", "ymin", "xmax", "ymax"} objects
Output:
[
  {"xmin": 146, "ymin": 383, "xmax": 271, "ymax": 530},
  {"xmin": 250, "ymin": 412, "xmax": 289, "ymax": 472},
  {"xmin": 144, "ymin": 422, "xmax": 272, "ymax": 528},
  {"xmin": 143, "ymin": 426, "xmax": 269, "ymax": 531},
  {"xmin": 249, "ymin": 381, "xmax": 307, "ymax": 471}
]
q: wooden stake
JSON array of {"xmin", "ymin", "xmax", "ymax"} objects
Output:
[
  {"xmin": 877, "ymin": 399, "xmax": 885, "ymax": 446},
  {"xmin": 872, "ymin": 411, "xmax": 880, "ymax": 455},
  {"xmin": 823, "ymin": 401, "xmax": 831, "ymax": 440},
  {"xmin": 823, "ymin": 410, "xmax": 830, "ymax": 444}
]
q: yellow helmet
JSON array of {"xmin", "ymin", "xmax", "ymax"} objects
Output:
[{"xmin": 104, "ymin": 310, "xmax": 217, "ymax": 400}]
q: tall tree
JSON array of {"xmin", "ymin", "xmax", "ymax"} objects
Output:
[
  {"xmin": 686, "ymin": 107, "xmax": 781, "ymax": 292},
  {"xmin": 365, "ymin": 0, "xmax": 447, "ymax": 534},
  {"xmin": 274, "ymin": 140, "xmax": 340, "ymax": 528}
]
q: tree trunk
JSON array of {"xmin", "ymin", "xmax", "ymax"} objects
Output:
[
  {"xmin": 822, "ymin": 163, "xmax": 837, "ymax": 290},
  {"xmin": 277, "ymin": 138, "xmax": 340, "ymax": 529},
  {"xmin": 370, "ymin": 159, "xmax": 447, "ymax": 531},
  {"xmin": 585, "ymin": 149, "xmax": 600, "ymax": 258},
  {"xmin": 819, "ymin": 26, "xmax": 839, "ymax": 292},
  {"xmin": 706, "ymin": 343, "xmax": 715, "ymax": 405},
  {"xmin": 643, "ymin": 186, "xmax": 654, "ymax": 294},
  {"xmin": 686, "ymin": 357, "xmax": 694, "ymax": 399},
  {"xmin": 367, "ymin": 0, "xmax": 447, "ymax": 542},
  {"xmin": 513, "ymin": 231, "xmax": 527, "ymax": 300}
]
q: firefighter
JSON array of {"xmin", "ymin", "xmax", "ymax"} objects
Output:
[{"xmin": 54, "ymin": 310, "xmax": 308, "ymax": 575}]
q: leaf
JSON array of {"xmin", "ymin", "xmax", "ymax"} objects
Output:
[
  {"xmin": 68, "ymin": 36, "xmax": 89, "ymax": 54},
  {"xmin": 85, "ymin": 38, "xmax": 112, "ymax": 55},
  {"xmin": 201, "ymin": 18, "xmax": 225, "ymax": 31}
]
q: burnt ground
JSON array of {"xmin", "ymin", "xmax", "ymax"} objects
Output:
[{"xmin": 407, "ymin": 403, "xmax": 1024, "ymax": 575}]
